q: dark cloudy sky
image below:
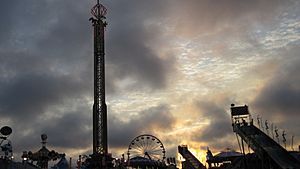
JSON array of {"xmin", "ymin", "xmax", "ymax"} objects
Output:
[{"xmin": 0, "ymin": 0, "xmax": 300, "ymax": 165}]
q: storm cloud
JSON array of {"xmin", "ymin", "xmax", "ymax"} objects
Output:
[
  {"xmin": 165, "ymin": 0, "xmax": 288, "ymax": 37},
  {"xmin": 108, "ymin": 104, "xmax": 176, "ymax": 149},
  {"xmin": 191, "ymin": 100, "xmax": 233, "ymax": 148},
  {"xmin": 252, "ymin": 46, "xmax": 300, "ymax": 138}
]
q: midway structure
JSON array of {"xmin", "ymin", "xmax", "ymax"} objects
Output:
[
  {"xmin": 178, "ymin": 145, "xmax": 205, "ymax": 169},
  {"xmin": 231, "ymin": 105, "xmax": 300, "ymax": 169},
  {"xmin": 88, "ymin": 0, "xmax": 111, "ymax": 168},
  {"xmin": 90, "ymin": 0, "xmax": 107, "ymax": 156}
]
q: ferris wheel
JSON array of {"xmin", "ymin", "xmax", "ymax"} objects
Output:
[{"xmin": 127, "ymin": 134, "xmax": 166, "ymax": 161}]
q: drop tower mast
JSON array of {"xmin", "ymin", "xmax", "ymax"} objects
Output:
[{"xmin": 89, "ymin": 0, "xmax": 110, "ymax": 168}]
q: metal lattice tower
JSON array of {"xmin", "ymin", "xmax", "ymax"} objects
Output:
[{"xmin": 90, "ymin": 0, "xmax": 108, "ymax": 155}]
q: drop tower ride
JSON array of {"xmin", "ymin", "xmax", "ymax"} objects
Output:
[{"xmin": 89, "ymin": 0, "xmax": 110, "ymax": 168}]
